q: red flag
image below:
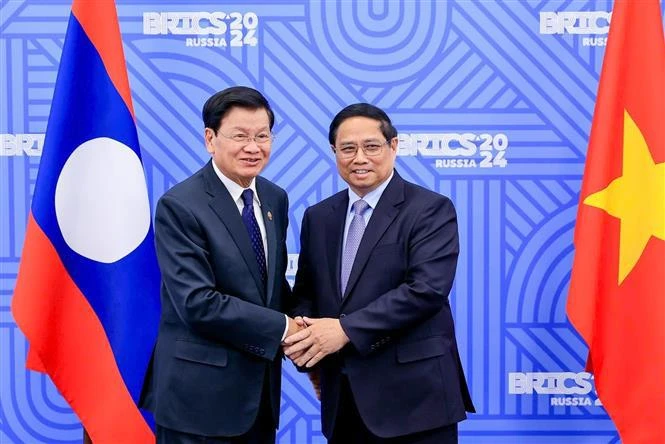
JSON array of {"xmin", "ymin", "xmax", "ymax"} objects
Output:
[
  {"xmin": 11, "ymin": 0, "xmax": 160, "ymax": 442},
  {"xmin": 567, "ymin": 0, "xmax": 665, "ymax": 442}
]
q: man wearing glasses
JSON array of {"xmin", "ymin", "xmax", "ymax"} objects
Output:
[
  {"xmin": 141, "ymin": 86, "xmax": 299, "ymax": 442},
  {"xmin": 285, "ymin": 103, "xmax": 475, "ymax": 443}
]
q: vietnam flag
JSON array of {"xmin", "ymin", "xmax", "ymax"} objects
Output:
[
  {"xmin": 11, "ymin": 0, "xmax": 160, "ymax": 442},
  {"xmin": 566, "ymin": 0, "xmax": 665, "ymax": 442}
]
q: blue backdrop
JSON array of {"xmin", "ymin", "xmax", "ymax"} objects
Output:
[{"xmin": 3, "ymin": 1, "xmax": 662, "ymax": 442}]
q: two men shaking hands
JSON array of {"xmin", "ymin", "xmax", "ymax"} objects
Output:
[{"xmin": 141, "ymin": 86, "xmax": 474, "ymax": 444}]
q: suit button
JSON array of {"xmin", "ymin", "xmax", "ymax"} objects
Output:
[{"xmin": 340, "ymin": 314, "xmax": 346, "ymax": 318}]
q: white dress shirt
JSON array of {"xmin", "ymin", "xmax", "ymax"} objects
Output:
[
  {"xmin": 212, "ymin": 161, "xmax": 268, "ymax": 263},
  {"xmin": 211, "ymin": 161, "xmax": 289, "ymax": 340}
]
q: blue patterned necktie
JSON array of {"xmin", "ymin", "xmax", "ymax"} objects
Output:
[
  {"xmin": 241, "ymin": 189, "xmax": 267, "ymax": 285},
  {"xmin": 341, "ymin": 199, "xmax": 370, "ymax": 296}
]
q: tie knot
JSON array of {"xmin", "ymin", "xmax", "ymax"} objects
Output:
[
  {"xmin": 352, "ymin": 199, "xmax": 369, "ymax": 216},
  {"xmin": 241, "ymin": 189, "xmax": 254, "ymax": 207}
]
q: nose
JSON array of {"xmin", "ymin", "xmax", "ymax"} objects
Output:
[
  {"xmin": 353, "ymin": 148, "xmax": 369, "ymax": 163},
  {"xmin": 242, "ymin": 141, "xmax": 260, "ymax": 153}
]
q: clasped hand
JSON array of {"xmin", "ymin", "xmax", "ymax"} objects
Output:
[{"xmin": 282, "ymin": 317, "xmax": 349, "ymax": 368}]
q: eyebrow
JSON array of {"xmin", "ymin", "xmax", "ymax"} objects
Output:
[
  {"xmin": 339, "ymin": 138, "xmax": 383, "ymax": 145},
  {"xmin": 228, "ymin": 126, "xmax": 270, "ymax": 132}
]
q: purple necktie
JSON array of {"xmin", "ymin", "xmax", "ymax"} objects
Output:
[
  {"xmin": 341, "ymin": 199, "xmax": 370, "ymax": 296},
  {"xmin": 241, "ymin": 189, "xmax": 267, "ymax": 284}
]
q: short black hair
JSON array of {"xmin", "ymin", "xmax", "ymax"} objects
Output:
[
  {"xmin": 202, "ymin": 86, "xmax": 275, "ymax": 133},
  {"xmin": 328, "ymin": 103, "xmax": 397, "ymax": 145}
]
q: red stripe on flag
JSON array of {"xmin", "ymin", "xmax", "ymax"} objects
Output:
[
  {"xmin": 71, "ymin": 0, "xmax": 134, "ymax": 118},
  {"xmin": 12, "ymin": 214, "xmax": 153, "ymax": 443}
]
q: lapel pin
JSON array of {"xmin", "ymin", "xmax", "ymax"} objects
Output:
[{"xmin": 267, "ymin": 211, "xmax": 273, "ymax": 221}]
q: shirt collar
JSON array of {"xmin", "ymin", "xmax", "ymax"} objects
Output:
[
  {"xmin": 347, "ymin": 170, "xmax": 394, "ymax": 212},
  {"xmin": 211, "ymin": 161, "xmax": 261, "ymax": 207}
]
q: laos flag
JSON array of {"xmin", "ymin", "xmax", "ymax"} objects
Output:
[{"xmin": 11, "ymin": 0, "xmax": 160, "ymax": 442}]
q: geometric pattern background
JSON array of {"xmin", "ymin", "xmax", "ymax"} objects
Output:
[{"xmin": 3, "ymin": 0, "xmax": 663, "ymax": 442}]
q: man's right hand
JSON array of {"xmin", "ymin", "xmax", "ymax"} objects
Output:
[
  {"xmin": 284, "ymin": 316, "xmax": 307, "ymax": 360},
  {"xmin": 285, "ymin": 316, "xmax": 305, "ymax": 339}
]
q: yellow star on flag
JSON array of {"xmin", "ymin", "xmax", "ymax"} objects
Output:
[{"xmin": 583, "ymin": 110, "xmax": 665, "ymax": 284}]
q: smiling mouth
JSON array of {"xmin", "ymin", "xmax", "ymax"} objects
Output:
[
  {"xmin": 352, "ymin": 169, "xmax": 370, "ymax": 174},
  {"xmin": 241, "ymin": 158, "xmax": 261, "ymax": 165}
]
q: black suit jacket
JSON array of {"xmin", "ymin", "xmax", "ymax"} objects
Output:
[
  {"xmin": 293, "ymin": 171, "xmax": 474, "ymax": 439},
  {"xmin": 141, "ymin": 161, "xmax": 291, "ymax": 436}
]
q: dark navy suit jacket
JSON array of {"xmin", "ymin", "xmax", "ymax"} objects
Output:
[
  {"xmin": 293, "ymin": 171, "xmax": 475, "ymax": 439},
  {"xmin": 140, "ymin": 161, "xmax": 291, "ymax": 437}
]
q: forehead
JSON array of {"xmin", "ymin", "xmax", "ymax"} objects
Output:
[
  {"xmin": 336, "ymin": 116, "xmax": 383, "ymax": 142},
  {"xmin": 219, "ymin": 106, "xmax": 270, "ymax": 129}
]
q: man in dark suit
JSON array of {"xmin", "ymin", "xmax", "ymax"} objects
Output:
[
  {"xmin": 140, "ymin": 86, "xmax": 300, "ymax": 443},
  {"xmin": 284, "ymin": 103, "xmax": 475, "ymax": 443}
]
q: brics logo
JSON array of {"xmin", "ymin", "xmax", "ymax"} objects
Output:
[
  {"xmin": 143, "ymin": 12, "xmax": 259, "ymax": 48},
  {"xmin": 397, "ymin": 133, "xmax": 509, "ymax": 169},
  {"xmin": 509, "ymin": 372, "xmax": 603, "ymax": 407},
  {"xmin": 1, "ymin": 134, "xmax": 45, "ymax": 157},
  {"xmin": 540, "ymin": 11, "xmax": 611, "ymax": 47}
]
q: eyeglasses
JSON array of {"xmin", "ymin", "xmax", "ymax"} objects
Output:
[
  {"xmin": 332, "ymin": 140, "xmax": 390, "ymax": 159},
  {"xmin": 217, "ymin": 131, "xmax": 274, "ymax": 145}
]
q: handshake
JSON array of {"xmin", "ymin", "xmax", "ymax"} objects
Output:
[{"xmin": 281, "ymin": 316, "xmax": 350, "ymax": 400}]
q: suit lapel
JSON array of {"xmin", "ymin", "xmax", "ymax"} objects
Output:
[
  {"xmin": 203, "ymin": 163, "xmax": 266, "ymax": 300},
  {"xmin": 342, "ymin": 173, "xmax": 405, "ymax": 302},
  {"xmin": 326, "ymin": 193, "xmax": 348, "ymax": 302},
  {"xmin": 256, "ymin": 179, "xmax": 277, "ymax": 305}
]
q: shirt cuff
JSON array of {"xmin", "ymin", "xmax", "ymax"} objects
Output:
[{"xmin": 281, "ymin": 314, "xmax": 289, "ymax": 341}]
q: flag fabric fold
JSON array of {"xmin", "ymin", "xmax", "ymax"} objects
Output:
[
  {"xmin": 567, "ymin": 0, "xmax": 665, "ymax": 442},
  {"xmin": 11, "ymin": 0, "xmax": 160, "ymax": 442}
]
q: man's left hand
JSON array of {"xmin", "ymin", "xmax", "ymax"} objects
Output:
[{"xmin": 283, "ymin": 317, "xmax": 350, "ymax": 367}]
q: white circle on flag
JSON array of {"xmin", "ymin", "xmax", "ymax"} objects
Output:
[{"xmin": 55, "ymin": 137, "xmax": 151, "ymax": 263}]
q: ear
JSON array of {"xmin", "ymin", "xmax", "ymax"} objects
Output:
[{"xmin": 204, "ymin": 128, "xmax": 215, "ymax": 154}]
